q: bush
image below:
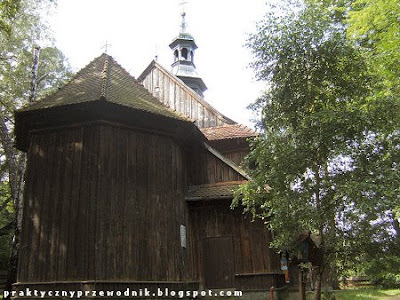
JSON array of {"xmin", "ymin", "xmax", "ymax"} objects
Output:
[{"xmin": 365, "ymin": 254, "xmax": 400, "ymax": 288}]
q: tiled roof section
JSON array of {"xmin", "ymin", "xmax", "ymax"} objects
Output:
[
  {"xmin": 186, "ymin": 181, "xmax": 247, "ymax": 200},
  {"xmin": 19, "ymin": 54, "xmax": 189, "ymax": 122},
  {"xmin": 200, "ymin": 124, "xmax": 258, "ymax": 141}
]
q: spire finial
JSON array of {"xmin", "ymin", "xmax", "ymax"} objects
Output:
[
  {"xmin": 101, "ymin": 41, "xmax": 112, "ymax": 53},
  {"xmin": 179, "ymin": 1, "xmax": 188, "ymax": 33}
]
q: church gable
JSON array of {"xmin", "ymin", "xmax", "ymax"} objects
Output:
[{"xmin": 138, "ymin": 61, "xmax": 236, "ymax": 128}]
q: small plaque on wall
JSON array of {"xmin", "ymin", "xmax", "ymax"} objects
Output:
[{"xmin": 180, "ymin": 225, "xmax": 187, "ymax": 248}]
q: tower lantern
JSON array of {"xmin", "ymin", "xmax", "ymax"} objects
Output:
[{"xmin": 169, "ymin": 8, "xmax": 207, "ymax": 97}]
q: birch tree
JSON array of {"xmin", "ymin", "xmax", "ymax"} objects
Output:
[
  {"xmin": 0, "ymin": 0, "xmax": 72, "ymax": 292},
  {"xmin": 233, "ymin": 1, "xmax": 400, "ymax": 299}
]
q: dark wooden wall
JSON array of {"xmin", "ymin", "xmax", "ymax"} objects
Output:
[
  {"xmin": 186, "ymin": 147, "xmax": 246, "ymax": 186},
  {"xmin": 188, "ymin": 202, "xmax": 281, "ymax": 289},
  {"xmin": 17, "ymin": 120, "xmax": 281, "ymax": 292},
  {"xmin": 207, "ymin": 138, "xmax": 251, "ymax": 166},
  {"xmin": 222, "ymin": 150, "xmax": 249, "ymax": 167},
  {"xmin": 18, "ymin": 123, "xmax": 193, "ymax": 283}
]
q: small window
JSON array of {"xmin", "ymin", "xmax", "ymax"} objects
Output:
[
  {"xmin": 174, "ymin": 50, "xmax": 179, "ymax": 61},
  {"xmin": 181, "ymin": 48, "xmax": 188, "ymax": 60}
]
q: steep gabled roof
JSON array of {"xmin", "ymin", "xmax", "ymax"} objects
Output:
[
  {"xmin": 138, "ymin": 60, "xmax": 236, "ymax": 126},
  {"xmin": 20, "ymin": 53, "xmax": 189, "ymax": 122},
  {"xmin": 201, "ymin": 124, "xmax": 258, "ymax": 141}
]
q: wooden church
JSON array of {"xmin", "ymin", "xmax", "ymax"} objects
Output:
[{"xmin": 13, "ymin": 12, "xmax": 284, "ymax": 298}]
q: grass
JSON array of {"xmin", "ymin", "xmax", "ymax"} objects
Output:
[{"xmin": 306, "ymin": 288, "xmax": 400, "ymax": 300}]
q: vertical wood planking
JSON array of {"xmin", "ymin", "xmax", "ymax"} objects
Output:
[
  {"xmin": 20, "ymin": 123, "xmax": 199, "ymax": 284},
  {"xmin": 126, "ymin": 131, "xmax": 137, "ymax": 279},
  {"xmin": 84, "ymin": 125, "xmax": 99, "ymax": 279},
  {"xmin": 188, "ymin": 147, "xmax": 245, "ymax": 185},
  {"xmin": 24, "ymin": 134, "xmax": 44, "ymax": 281},
  {"xmin": 189, "ymin": 203, "xmax": 277, "ymax": 286},
  {"xmin": 71, "ymin": 128, "xmax": 84, "ymax": 279},
  {"xmin": 140, "ymin": 67, "xmax": 233, "ymax": 128}
]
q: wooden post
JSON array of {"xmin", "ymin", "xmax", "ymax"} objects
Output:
[
  {"xmin": 270, "ymin": 286, "xmax": 275, "ymax": 300},
  {"xmin": 299, "ymin": 267, "xmax": 306, "ymax": 300}
]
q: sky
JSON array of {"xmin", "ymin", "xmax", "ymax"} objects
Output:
[{"xmin": 49, "ymin": 0, "xmax": 269, "ymax": 127}]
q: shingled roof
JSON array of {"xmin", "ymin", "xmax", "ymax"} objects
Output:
[
  {"xmin": 186, "ymin": 181, "xmax": 247, "ymax": 201},
  {"xmin": 20, "ymin": 53, "xmax": 189, "ymax": 122},
  {"xmin": 200, "ymin": 124, "xmax": 258, "ymax": 141},
  {"xmin": 15, "ymin": 54, "xmax": 202, "ymax": 151}
]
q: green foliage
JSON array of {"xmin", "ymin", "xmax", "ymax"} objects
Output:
[
  {"xmin": 347, "ymin": 0, "xmax": 400, "ymax": 95},
  {"xmin": 0, "ymin": 0, "xmax": 72, "ymax": 275},
  {"xmin": 236, "ymin": 0, "xmax": 372, "ymax": 247},
  {"xmin": 0, "ymin": 1, "xmax": 71, "ymax": 107},
  {"xmin": 0, "ymin": 181, "xmax": 13, "ymax": 270},
  {"xmin": 234, "ymin": 0, "xmax": 400, "ymax": 295},
  {"xmin": 0, "ymin": 0, "xmax": 22, "ymax": 35},
  {"xmin": 359, "ymin": 240, "xmax": 400, "ymax": 288},
  {"xmin": 366, "ymin": 257, "xmax": 400, "ymax": 288}
]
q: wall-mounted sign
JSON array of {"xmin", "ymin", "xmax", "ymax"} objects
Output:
[{"xmin": 180, "ymin": 225, "xmax": 187, "ymax": 248}]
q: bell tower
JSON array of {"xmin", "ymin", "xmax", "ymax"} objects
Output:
[{"xmin": 169, "ymin": 8, "xmax": 207, "ymax": 97}]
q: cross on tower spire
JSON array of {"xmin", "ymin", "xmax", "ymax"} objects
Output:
[
  {"xmin": 179, "ymin": 1, "xmax": 188, "ymax": 33},
  {"xmin": 101, "ymin": 41, "xmax": 112, "ymax": 53}
]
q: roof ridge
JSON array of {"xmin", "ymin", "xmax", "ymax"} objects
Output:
[
  {"xmin": 52, "ymin": 55, "xmax": 109, "ymax": 99},
  {"xmin": 100, "ymin": 54, "xmax": 110, "ymax": 99}
]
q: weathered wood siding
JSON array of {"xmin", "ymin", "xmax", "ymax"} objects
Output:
[
  {"xmin": 223, "ymin": 150, "xmax": 249, "ymax": 167},
  {"xmin": 140, "ymin": 65, "xmax": 231, "ymax": 128},
  {"xmin": 18, "ymin": 123, "xmax": 194, "ymax": 283},
  {"xmin": 186, "ymin": 147, "xmax": 246, "ymax": 185},
  {"xmin": 207, "ymin": 139, "xmax": 251, "ymax": 166},
  {"xmin": 188, "ymin": 202, "xmax": 281, "ymax": 288}
]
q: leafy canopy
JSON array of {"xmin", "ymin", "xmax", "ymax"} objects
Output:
[
  {"xmin": 347, "ymin": 0, "xmax": 400, "ymax": 95},
  {"xmin": 0, "ymin": 0, "xmax": 22, "ymax": 35},
  {"xmin": 0, "ymin": 0, "xmax": 71, "ymax": 274},
  {"xmin": 233, "ymin": 0, "xmax": 399, "ymax": 275}
]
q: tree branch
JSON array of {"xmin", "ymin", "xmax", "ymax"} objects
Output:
[
  {"xmin": 36, "ymin": 73, "xmax": 49, "ymax": 86},
  {"xmin": 0, "ymin": 197, "xmax": 12, "ymax": 213},
  {"xmin": 0, "ymin": 220, "xmax": 14, "ymax": 236}
]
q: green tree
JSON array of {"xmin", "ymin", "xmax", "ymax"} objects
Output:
[
  {"xmin": 0, "ymin": 0, "xmax": 22, "ymax": 35},
  {"xmin": 347, "ymin": 0, "xmax": 400, "ymax": 95},
  {"xmin": 233, "ymin": 1, "xmax": 400, "ymax": 299},
  {"xmin": 0, "ymin": 0, "xmax": 72, "ymax": 292},
  {"xmin": 344, "ymin": 129, "xmax": 400, "ymax": 287},
  {"xmin": 345, "ymin": 0, "xmax": 400, "ymax": 286}
]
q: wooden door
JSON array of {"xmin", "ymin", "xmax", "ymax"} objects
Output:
[{"xmin": 203, "ymin": 236, "xmax": 235, "ymax": 288}]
